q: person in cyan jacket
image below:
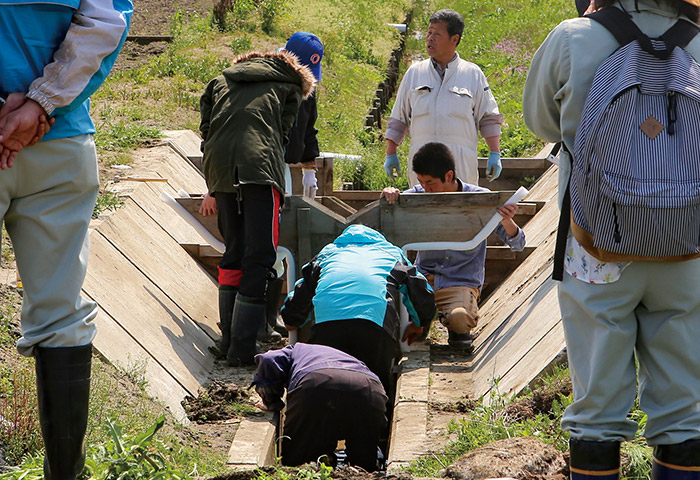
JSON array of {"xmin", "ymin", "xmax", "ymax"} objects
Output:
[
  {"xmin": 253, "ymin": 343, "xmax": 387, "ymax": 471},
  {"xmin": 281, "ymin": 224, "xmax": 436, "ymax": 402},
  {"xmin": 199, "ymin": 51, "xmax": 316, "ymax": 366},
  {"xmin": 0, "ymin": 0, "xmax": 132, "ymax": 477}
]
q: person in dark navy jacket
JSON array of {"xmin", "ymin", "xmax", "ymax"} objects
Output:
[{"xmin": 253, "ymin": 343, "xmax": 387, "ymax": 471}]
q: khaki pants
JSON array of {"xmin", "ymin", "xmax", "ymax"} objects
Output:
[
  {"xmin": 1, "ymin": 135, "xmax": 99, "ymax": 356},
  {"xmin": 426, "ymin": 275, "xmax": 479, "ymax": 334}
]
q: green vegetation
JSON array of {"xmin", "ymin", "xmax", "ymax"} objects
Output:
[{"xmin": 405, "ymin": 365, "xmax": 654, "ymax": 480}]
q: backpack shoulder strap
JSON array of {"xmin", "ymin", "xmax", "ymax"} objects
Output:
[
  {"xmin": 586, "ymin": 7, "xmax": 646, "ymax": 48},
  {"xmin": 660, "ymin": 20, "xmax": 700, "ymax": 50},
  {"xmin": 552, "ymin": 142, "xmax": 570, "ymax": 282}
]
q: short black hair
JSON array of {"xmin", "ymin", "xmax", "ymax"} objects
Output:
[
  {"xmin": 429, "ymin": 9, "xmax": 465, "ymax": 46},
  {"xmin": 412, "ymin": 142, "xmax": 456, "ymax": 182}
]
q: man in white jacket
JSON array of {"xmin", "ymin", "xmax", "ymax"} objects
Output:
[{"xmin": 384, "ymin": 9, "xmax": 504, "ymax": 186}]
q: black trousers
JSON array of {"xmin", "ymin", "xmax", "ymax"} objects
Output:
[
  {"xmin": 282, "ymin": 369, "xmax": 387, "ymax": 472},
  {"xmin": 215, "ymin": 185, "xmax": 281, "ymax": 299},
  {"xmin": 310, "ymin": 319, "xmax": 399, "ymax": 404}
]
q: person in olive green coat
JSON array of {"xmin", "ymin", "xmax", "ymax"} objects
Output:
[{"xmin": 199, "ymin": 50, "xmax": 316, "ymax": 366}]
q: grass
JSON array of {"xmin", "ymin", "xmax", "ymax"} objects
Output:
[{"xmin": 405, "ymin": 364, "xmax": 655, "ymax": 480}]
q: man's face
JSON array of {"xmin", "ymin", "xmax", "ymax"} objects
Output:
[
  {"xmin": 426, "ymin": 21, "xmax": 459, "ymax": 61},
  {"xmin": 417, "ymin": 171, "xmax": 454, "ymax": 193}
]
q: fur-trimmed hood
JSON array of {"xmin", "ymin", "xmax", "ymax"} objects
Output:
[{"xmin": 225, "ymin": 50, "xmax": 316, "ymax": 99}]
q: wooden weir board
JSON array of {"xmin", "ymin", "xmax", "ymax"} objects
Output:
[
  {"xmin": 95, "ymin": 197, "xmax": 219, "ymax": 340},
  {"xmin": 163, "ymin": 130, "xmax": 205, "ymax": 172},
  {"xmin": 126, "ymin": 182, "xmax": 210, "ymax": 245},
  {"xmin": 90, "ymin": 305, "xmax": 190, "ymax": 422},
  {"xmin": 84, "ymin": 225, "xmax": 214, "ymax": 399}
]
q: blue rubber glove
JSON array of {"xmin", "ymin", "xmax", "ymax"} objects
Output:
[
  {"xmin": 384, "ymin": 153, "xmax": 401, "ymax": 179},
  {"xmin": 485, "ymin": 151, "xmax": 502, "ymax": 181}
]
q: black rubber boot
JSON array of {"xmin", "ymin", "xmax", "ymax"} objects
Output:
[
  {"xmin": 228, "ymin": 295, "xmax": 265, "ymax": 366},
  {"xmin": 257, "ymin": 319, "xmax": 282, "ymax": 343},
  {"xmin": 218, "ymin": 286, "xmax": 237, "ymax": 356},
  {"xmin": 569, "ymin": 439, "xmax": 620, "ymax": 480},
  {"xmin": 265, "ymin": 277, "xmax": 288, "ymax": 337},
  {"xmin": 35, "ymin": 344, "xmax": 92, "ymax": 480},
  {"xmin": 652, "ymin": 439, "xmax": 700, "ymax": 480}
]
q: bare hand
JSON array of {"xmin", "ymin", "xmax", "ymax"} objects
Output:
[
  {"xmin": 402, "ymin": 323, "xmax": 424, "ymax": 345},
  {"xmin": 0, "ymin": 99, "xmax": 49, "ymax": 169},
  {"xmin": 497, "ymin": 203, "xmax": 518, "ymax": 221},
  {"xmin": 198, "ymin": 193, "xmax": 218, "ymax": 216},
  {"xmin": 381, "ymin": 187, "xmax": 401, "ymax": 205}
]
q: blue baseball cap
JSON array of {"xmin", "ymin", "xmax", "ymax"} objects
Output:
[{"xmin": 285, "ymin": 32, "xmax": 324, "ymax": 82}]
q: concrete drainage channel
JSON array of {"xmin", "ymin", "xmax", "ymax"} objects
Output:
[{"xmin": 226, "ymin": 342, "xmax": 432, "ymax": 471}]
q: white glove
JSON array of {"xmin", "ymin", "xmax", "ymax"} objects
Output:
[{"xmin": 302, "ymin": 169, "xmax": 317, "ymax": 199}]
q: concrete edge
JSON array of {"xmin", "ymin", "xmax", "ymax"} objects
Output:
[{"xmin": 227, "ymin": 411, "xmax": 279, "ymax": 468}]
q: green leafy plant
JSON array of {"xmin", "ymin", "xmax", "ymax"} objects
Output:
[{"xmin": 93, "ymin": 190, "xmax": 124, "ymax": 219}]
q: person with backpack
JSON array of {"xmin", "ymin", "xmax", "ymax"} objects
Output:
[{"xmin": 523, "ymin": 1, "xmax": 700, "ymax": 478}]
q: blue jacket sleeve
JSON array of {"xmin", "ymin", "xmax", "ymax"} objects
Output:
[{"xmin": 27, "ymin": 0, "xmax": 133, "ymax": 116}]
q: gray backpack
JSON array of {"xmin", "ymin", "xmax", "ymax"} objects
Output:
[{"xmin": 565, "ymin": 8, "xmax": 700, "ymax": 268}]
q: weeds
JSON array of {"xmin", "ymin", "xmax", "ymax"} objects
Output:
[
  {"xmin": 0, "ymin": 360, "xmax": 43, "ymax": 464},
  {"xmin": 93, "ymin": 190, "xmax": 124, "ymax": 219}
]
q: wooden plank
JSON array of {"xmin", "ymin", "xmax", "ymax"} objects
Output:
[
  {"xmin": 486, "ymin": 245, "xmax": 536, "ymax": 260},
  {"xmin": 95, "ymin": 199, "xmax": 219, "ymax": 340},
  {"xmin": 297, "ymin": 208, "xmax": 311, "ymax": 268},
  {"xmin": 174, "ymin": 196, "xmax": 222, "ymax": 243},
  {"xmin": 376, "ymin": 192, "xmax": 515, "ymax": 246},
  {"xmin": 90, "ymin": 306, "xmax": 190, "ymax": 422},
  {"xmin": 288, "ymin": 157, "xmax": 333, "ymax": 197},
  {"xmin": 83, "ymin": 232, "xmax": 214, "ymax": 395},
  {"xmin": 318, "ymin": 196, "xmax": 355, "ymax": 218},
  {"xmin": 180, "ymin": 244, "xmax": 219, "ymax": 279},
  {"xmin": 150, "ymin": 147, "xmax": 207, "ymax": 194},
  {"xmin": 126, "ymin": 182, "xmax": 208, "ymax": 245},
  {"xmin": 524, "ymin": 164, "xmax": 558, "ymax": 203},
  {"xmin": 332, "ymin": 190, "xmax": 380, "ymax": 211},
  {"xmin": 482, "ymin": 317, "xmax": 565, "ymax": 404},
  {"xmin": 163, "ymin": 130, "xmax": 204, "ymax": 173},
  {"xmin": 471, "ymin": 280, "xmax": 563, "ymax": 401}
]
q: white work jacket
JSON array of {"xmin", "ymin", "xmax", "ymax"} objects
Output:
[{"xmin": 386, "ymin": 53, "xmax": 503, "ymax": 185}]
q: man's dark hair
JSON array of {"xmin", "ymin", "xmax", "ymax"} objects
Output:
[
  {"xmin": 595, "ymin": 0, "xmax": 699, "ymax": 22},
  {"xmin": 412, "ymin": 142, "xmax": 456, "ymax": 182},
  {"xmin": 429, "ymin": 9, "xmax": 465, "ymax": 45}
]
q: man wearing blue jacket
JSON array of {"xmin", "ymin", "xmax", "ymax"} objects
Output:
[
  {"xmin": 281, "ymin": 224, "xmax": 436, "ymax": 402},
  {"xmin": 0, "ymin": 1, "xmax": 132, "ymax": 478}
]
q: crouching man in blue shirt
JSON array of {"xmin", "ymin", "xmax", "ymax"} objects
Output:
[
  {"xmin": 252, "ymin": 343, "xmax": 388, "ymax": 471},
  {"xmin": 382, "ymin": 142, "xmax": 525, "ymax": 351}
]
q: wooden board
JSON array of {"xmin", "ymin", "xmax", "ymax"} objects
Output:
[
  {"xmin": 174, "ymin": 196, "xmax": 222, "ymax": 243},
  {"xmin": 90, "ymin": 305, "xmax": 190, "ymax": 422},
  {"xmin": 164, "ymin": 130, "xmax": 204, "ymax": 173},
  {"xmin": 472, "ymin": 280, "xmax": 563, "ymax": 402},
  {"xmin": 95, "ymin": 198, "xmax": 219, "ymax": 340},
  {"xmin": 126, "ymin": 182, "xmax": 209, "ymax": 245},
  {"xmin": 146, "ymin": 147, "xmax": 207, "ymax": 194},
  {"xmin": 83, "ymin": 231, "xmax": 214, "ymax": 396}
]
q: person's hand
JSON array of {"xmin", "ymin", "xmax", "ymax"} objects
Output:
[
  {"xmin": 302, "ymin": 168, "xmax": 317, "ymax": 199},
  {"xmin": 384, "ymin": 153, "xmax": 401, "ymax": 179},
  {"xmin": 402, "ymin": 323, "xmax": 424, "ymax": 345},
  {"xmin": 0, "ymin": 93, "xmax": 28, "ymax": 119},
  {"xmin": 198, "ymin": 193, "xmax": 217, "ymax": 216},
  {"xmin": 381, "ymin": 187, "xmax": 401, "ymax": 205},
  {"xmin": 0, "ymin": 99, "xmax": 48, "ymax": 169},
  {"xmin": 498, "ymin": 203, "xmax": 518, "ymax": 221},
  {"xmin": 485, "ymin": 151, "xmax": 502, "ymax": 181},
  {"xmin": 28, "ymin": 115, "xmax": 55, "ymax": 146}
]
